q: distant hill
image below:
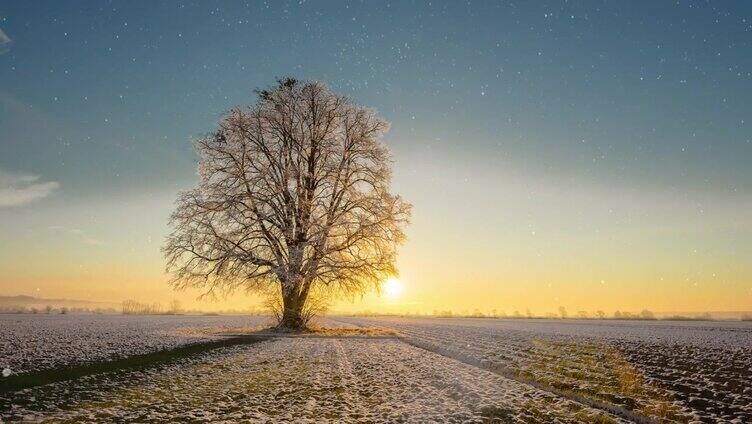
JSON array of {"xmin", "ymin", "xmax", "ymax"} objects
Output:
[{"xmin": 0, "ymin": 295, "xmax": 118, "ymax": 309}]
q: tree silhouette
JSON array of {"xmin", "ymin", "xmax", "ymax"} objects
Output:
[{"xmin": 164, "ymin": 78, "xmax": 411, "ymax": 329}]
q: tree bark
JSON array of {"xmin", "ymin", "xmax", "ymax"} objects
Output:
[{"xmin": 278, "ymin": 286, "xmax": 307, "ymax": 330}]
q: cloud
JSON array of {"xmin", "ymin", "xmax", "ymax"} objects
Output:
[
  {"xmin": 0, "ymin": 169, "xmax": 60, "ymax": 207},
  {"xmin": 0, "ymin": 28, "xmax": 11, "ymax": 55}
]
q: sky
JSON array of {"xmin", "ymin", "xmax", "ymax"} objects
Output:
[{"xmin": 1, "ymin": 1, "xmax": 751, "ymax": 315}]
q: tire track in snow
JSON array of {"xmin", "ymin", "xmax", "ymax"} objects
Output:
[{"xmin": 332, "ymin": 339, "xmax": 368, "ymax": 418}]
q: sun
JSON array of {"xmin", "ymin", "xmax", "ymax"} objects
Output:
[{"xmin": 383, "ymin": 277, "xmax": 403, "ymax": 298}]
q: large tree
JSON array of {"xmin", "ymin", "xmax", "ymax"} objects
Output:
[{"xmin": 163, "ymin": 78, "xmax": 411, "ymax": 329}]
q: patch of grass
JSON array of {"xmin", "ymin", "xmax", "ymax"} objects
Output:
[
  {"xmin": 517, "ymin": 398, "xmax": 618, "ymax": 424},
  {"xmin": 523, "ymin": 339, "xmax": 688, "ymax": 422},
  {"xmin": 236, "ymin": 325, "xmax": 399, "ymax": 337},
  {"xmin": 305, "ymin": 326, "xmax": 398, "ymax": 337}
]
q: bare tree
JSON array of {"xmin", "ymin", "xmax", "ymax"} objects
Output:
[{"xmin": 164, "ymin": 78, "xmax": 411, "ymax": 330}]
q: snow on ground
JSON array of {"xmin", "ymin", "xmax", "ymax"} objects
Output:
[
  {"xmin": 335, "ymin": 317, "xmax": 752, "ymax": 423},
  {"xmin": 1, "ymin": 338, "xmax": 626, "ymax": 423},
  {"xmin": 3, "ymin": 314, "xmax": 748, "ymax": 422},
  {"xmin": 0, "ymin": 314, "xmax": 273, "ymax": 375}
]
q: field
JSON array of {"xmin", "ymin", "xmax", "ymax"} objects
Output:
[
  {"xmin": 1, "ymin": 315, "xmax": 750, "ymax": 423},
  {"xmin": 337, "ymin": 317, "xmax": 752, "ymax": 423},
  {"xmin": 0, "ymin": 314, "xmax": 273, "ymax": 374}
]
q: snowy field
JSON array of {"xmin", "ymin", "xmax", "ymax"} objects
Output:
[
  {"xmin": 2, "ymin": 338, "xmax": 624, "ymax": 423},
  {"xmin": 0, "ymin": 314, "xmax": 274, "ymax": 375},
  {"xmin": 335, "ymin": 317, "xmax": 752, "ymax": 423},
  {"xmin": 1, "ymin": 315, "xmax": 750, "ymax": 423}
]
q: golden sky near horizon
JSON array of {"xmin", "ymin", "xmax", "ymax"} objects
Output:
[{"xmin": 1, "ymin": 154, "xmax": 750, "ymax": 315}]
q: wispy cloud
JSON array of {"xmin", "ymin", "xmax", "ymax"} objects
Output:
[
  {"xmin": 0, "ymin": 28, "xmax": 11, "ymax": 55},
  {"xmin": 0, "ymin": 169, "xmax": 60, "ymax": 207},
  {"xmin": 48, "ymin": 226, "xmax": 103, "ymax": 246}
]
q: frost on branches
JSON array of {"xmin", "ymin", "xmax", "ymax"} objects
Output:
[{"xmin": 163, "ymin": 78, "xmax": 411, "ymax": 330}]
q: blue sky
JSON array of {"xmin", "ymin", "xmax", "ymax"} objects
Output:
[
  {"xmin": 1, "ymin": 1, "xmax": 751, "ymax": 312},
  {"xmin": 3, "ymin": 1, "xmax": 751, "ymax": 198}
]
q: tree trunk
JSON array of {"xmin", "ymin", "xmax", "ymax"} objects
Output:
[{"xmin": 278, "ymin": 288, "xmax": 307, "ymax": 331}]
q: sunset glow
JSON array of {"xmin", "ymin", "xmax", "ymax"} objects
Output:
[{"xmin": 383, "ymin": 277, "xmax": 404, "ymax": 299}]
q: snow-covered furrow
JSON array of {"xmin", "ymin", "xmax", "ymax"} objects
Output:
[
  {"xmin": 335, "ymin": 316, "xmax": 752, "ymax": 423},
  {"xmin": 1, "ymin": 338, "xmax": 627, "ymax": 423}
]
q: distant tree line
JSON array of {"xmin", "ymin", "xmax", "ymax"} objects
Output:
[
  {"xmin": 121, "ymin": 300, "xmax": 182, "ymax": 315},
  {"xmin": 0, "ymin": 302, "xmax": 271, "ymax": 316},
  {"xmin": 348, "ymin": 308, "xmax": 748, "ymax": 321},
  {"xmin": 0, "ymin": 305, "xmax": 117, "ymax": 314}
]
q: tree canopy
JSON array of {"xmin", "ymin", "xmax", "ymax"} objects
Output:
[{"xmin": 163, "ymin": 78, "xmax": 411, "ymax": 328}]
